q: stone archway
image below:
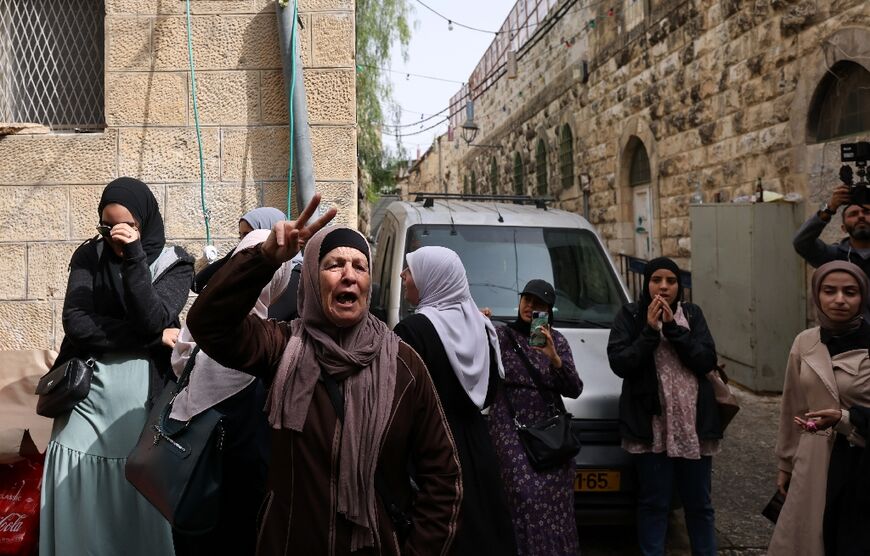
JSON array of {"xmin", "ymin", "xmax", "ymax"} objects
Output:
[
  {"xmin": 615, "ymin": 117, "xmax": 660, "ymax": 258},
  {"xmin": 789, "ymin": 27, "xmax": 870, "ymax": 207}
]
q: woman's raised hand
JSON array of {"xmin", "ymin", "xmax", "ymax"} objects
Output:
[
  {"xmin": 646, "ymin": 297, "xmax": 663, "ymax": 329},
  {"xmin": 531, "ymin": 325, "xmax": 563, "ymax": 369},
  {"xmin": 110, "ymin": 222, "xmax": 140, "ymax": 245},
  {"xmin": 261, "ymin": 194, "xmax": 337, "ymax": 266}
]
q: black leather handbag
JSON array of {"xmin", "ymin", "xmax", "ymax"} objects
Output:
[
  {"xmin": 504, "ymin": 331, "xmax": 581, "ymax": 472},
  {"xmin": 34, "ymin": 357, "xmax": 95, "ymax": 418},
  {"xmin": 125, "ymin": 347, "xmax": 225, "ymax": 534}
]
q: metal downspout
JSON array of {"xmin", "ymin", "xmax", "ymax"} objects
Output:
[{"xmin": 276, "ymin": 5, "xmax": 315, "ymax": 215}]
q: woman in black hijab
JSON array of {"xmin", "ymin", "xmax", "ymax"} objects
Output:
[
  {"xmin": 607, "ymin": 257, "xmax": 721, "ymax": 556},
  {"xmin": 39, "ymin": 177, "xmax": 194, "ymax": 556}
]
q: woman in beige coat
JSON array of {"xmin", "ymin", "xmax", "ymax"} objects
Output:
[{"xmin": 769, "ymin": 260, "xmax": 870, "ymax": 555}]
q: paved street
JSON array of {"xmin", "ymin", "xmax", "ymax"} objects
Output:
[{"xmin": 579, "ymin": 387, "xmax": 781, "ymax": 555}]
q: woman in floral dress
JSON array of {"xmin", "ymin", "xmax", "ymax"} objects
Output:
[
  {"xmin": 488, "ymin": 279, "xmax": 583, "ymax": 556},
  {"xmin": 607, "ymin": 257, "xmax": 721, "ymax": 556}
]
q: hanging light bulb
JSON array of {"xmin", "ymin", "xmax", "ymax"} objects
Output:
[{"xmin": 448, "ymin": 20, "xmax": 454, "ymax": 31}]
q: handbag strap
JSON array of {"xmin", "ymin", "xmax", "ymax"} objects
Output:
[
  {"xmin": 319, "ymin": 369, "xmax": 413, "ymax": 534},
  {"xmin": 157, "ymin": 346, "xmax": 201, "ymax": 431},
  {"xmin": 504, "ymin": 328, "xmax": 567, "ymax": 413}
]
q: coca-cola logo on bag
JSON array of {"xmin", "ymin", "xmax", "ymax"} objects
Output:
[{"xmin": 0, "ymin": 513, "xmax": 25, "ymax": 534}]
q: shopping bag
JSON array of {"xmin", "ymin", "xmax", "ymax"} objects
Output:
[{"xmin": 0, "ymin": 436, "xmax": 43, "ymax": 556}]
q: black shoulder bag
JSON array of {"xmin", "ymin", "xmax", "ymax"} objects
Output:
[
  {"xmin": 125, "ymin": 347, "xmax": 226, "ymax": 534},
  {"xmin": 502, "ymin": 329, "xmax": 581, "ymax": 471},
  {"xmin": 35, "ymin": 357, "xmax": 95, "ymax": 418},
  {"xmin": 319, "ymin": 369, "xmax": 414, "ymax": 543}
]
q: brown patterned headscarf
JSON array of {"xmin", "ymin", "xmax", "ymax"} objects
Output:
[
  {"xmin": 265, "ymin": 226, "xmax": 399, "ymax": 550},
  {"xmin": 811, "ymin": 260, "xmax": 869, "ymax": 334}
]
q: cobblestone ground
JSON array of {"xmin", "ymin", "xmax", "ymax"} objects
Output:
[{"xmin": 579, "ymin": 387, "xmax": 781, "ymax": 555}]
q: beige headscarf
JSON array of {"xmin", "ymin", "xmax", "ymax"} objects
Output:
[
  {"xmin": 265, "ymin": 226, "xmax": 399, "ymax": 551},
  {"xmin": 811, "ymin": 260, "xmax": 869, "ymax": 334},
  {"xmin": 170, "ymin": 229, "xmax": 292, "ymax": 421}
]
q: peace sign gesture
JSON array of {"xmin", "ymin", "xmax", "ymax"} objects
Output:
[{"xmin": 261, "ymin": 193, "xmax": 337, "ymax": 265}]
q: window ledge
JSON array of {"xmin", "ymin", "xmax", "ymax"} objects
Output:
[{"xmin": 0, "ymin": 123, "xmax": 50, "ymax": 137}]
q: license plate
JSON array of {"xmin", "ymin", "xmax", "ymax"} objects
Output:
[{"xmin": 574, "ymin": 469, "xmax": 621, "ymax": 492}]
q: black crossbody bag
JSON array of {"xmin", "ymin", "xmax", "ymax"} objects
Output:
[
  {"xmin": 502, "ymin": 329, "xmax": 581, "ymax": 471},
  {"xmin": 319, "ymin": 369, "xmax": 415, "ymax": 542},
  {"xmin": 125, "ymin": 347, "xmax": 226, "ymax": 534},
  {"xmin": 35, "ymin": 357, "xmax": 95, "ymax": 418}
]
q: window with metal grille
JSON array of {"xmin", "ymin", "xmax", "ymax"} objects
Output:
[
  {"xmin": 559, "ymin": 124, "xmax": 574, "ymax": 191},
  {"xmin": 513, "ymin": 153, "xmax": 524, "ymax": 195},
  {"xmin": 490, "ymin": 157, "xmax": 498, "ymax": 194},
  {"xmin": 0, "ymin": 0, "xmax": 105, "ymax": 130},
  {"xmin": 535, "ymin": 139, "xmax": 548, "ymax": 195},
  {"xmin": 471, "ymin": 171, "xmax": 478, "ymax": 195},
  {"xmin": 629, "ymin": 139, "xmax": 651, "ymax": 186},
  {"xmin": 808, "ymin": 61, "xmax": 870, "ymax": 142}
]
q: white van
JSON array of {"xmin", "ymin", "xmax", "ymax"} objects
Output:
[{"xmin": 370, "ymin": 193, "xmax": 636, "ymax": 521}]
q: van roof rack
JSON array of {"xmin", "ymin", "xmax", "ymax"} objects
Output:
[{"xmin": 410, "ymin": 192, "xmax": 553, "ymax": 209}]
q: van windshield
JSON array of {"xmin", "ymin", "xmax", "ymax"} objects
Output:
[{"xmin": 403, "ymin": 225, "xmax": 627, "ymax": 327}]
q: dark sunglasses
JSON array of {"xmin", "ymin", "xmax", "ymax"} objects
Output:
[{"xmin": 96, "ymin": 222, "xmax": 138, "ymax": 238}]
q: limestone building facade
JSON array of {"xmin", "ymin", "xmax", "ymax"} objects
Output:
[
  {"xmin": 431, "ymin": 0, "xmax": 870, "ymax": 269},
  {"xmin": 0, "ymin": 0, "xmax": 356, "ymax": 350}
]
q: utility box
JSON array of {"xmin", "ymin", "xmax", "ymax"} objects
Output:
[{"xmin": 690, "ymin": 203, "xmax": 806, "ymax": 393}]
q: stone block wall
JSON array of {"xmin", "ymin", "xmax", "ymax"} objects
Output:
[
  {"xmin": 448, "ymin": 0, "xmax": 870, "ymax": 269},
  {"xmin": 0, "ymin": 0, "xmax": 356, "ymax": 350}
]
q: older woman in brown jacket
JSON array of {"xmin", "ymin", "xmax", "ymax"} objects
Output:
[
  {"xmin": 769, "ymin": 260, "xmax": 870, "ymax": 556},
  {"xmin": 187, "ymin": 195, "xmax": 462, "ymax": 556}
]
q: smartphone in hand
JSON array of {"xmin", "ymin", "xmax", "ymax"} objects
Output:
[{"xmin": 529, "ymin": 311, "xmax": 548, "ymax": 347}]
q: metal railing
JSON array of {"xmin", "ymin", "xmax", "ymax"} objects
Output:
[
  {"xmin": 0, "ymin": 0, "xmax": 105, "ymax": 130},
  {"xmin": 617, "ymin": 254, "xmax": 693, "ymax": 304}
]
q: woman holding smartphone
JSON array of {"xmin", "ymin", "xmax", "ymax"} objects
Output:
[
  {"xmin": 768, "ymin": 260, "xmax": 870, "ymax": 556},
  {"xmin": 607, "ymin": 257, "xmax": 721, "ymax": 556},
  {"xmin": 488, "ymin": 279, "xmax": 582, "ymax": 556}
]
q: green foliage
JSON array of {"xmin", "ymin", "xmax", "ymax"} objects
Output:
[{"xmin": 356, "ymin": 0, "xmax": 411, "ymax": 195}]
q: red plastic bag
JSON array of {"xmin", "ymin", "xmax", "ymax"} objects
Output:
[{"xmin": 0, "ymin": 448, "xmax": 42, "ymax": 556}]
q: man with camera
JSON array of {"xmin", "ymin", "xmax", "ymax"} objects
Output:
[
  {"xmin": 793, "ymin": 185, "xmax": 870, "ymax": 316},
  {"xmin": 795, "ymin": 142, "xmax": 870, "ymax": 276}
]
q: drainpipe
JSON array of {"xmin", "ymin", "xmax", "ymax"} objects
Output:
[{"xmin": 276, "ymin": 5, "xmax": 316, "ymax": 216}]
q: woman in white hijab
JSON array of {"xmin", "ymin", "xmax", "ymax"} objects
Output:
[
  {"xmin": 394, "ymin": 246, "xmax": 517, "ymax": 556},
  {"xmin": 170, "ymin": 229, "xmax": 292, "ymax": 556}
]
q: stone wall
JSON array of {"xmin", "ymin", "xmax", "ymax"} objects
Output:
[
  {"xmin": 444, "ymin": 0, "xmax": 870, "ymax": 269},
  {"xmin": 0, "ymin": 0, "xmax": 356, "ymax": 350}
]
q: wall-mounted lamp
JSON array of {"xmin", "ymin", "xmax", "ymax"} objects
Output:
[{"xmin": 460, "ymin": 100, "xmax": 480, "ymax": 145}]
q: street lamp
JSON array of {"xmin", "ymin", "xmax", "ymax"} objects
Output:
[{"xmin": 460, "ymin": 100, "xmax": 479, "ymax": 145}]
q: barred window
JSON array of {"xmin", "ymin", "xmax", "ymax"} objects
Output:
[
  {"xmin": 809, "ymin": 61, "xmax": 870, "ymax": 142},
  {"xmin": 490, "ymin": 157, "xmax": 498, "ymax": 194},
  {"xmin": 559, "ymin": 124, "xmax": 574, "ymax": 191},
  {"xmin": 471, "ymin": 170, "xmax": 478, "ymax": 195},
  {"xmin": 535, "ymin": 138, "xmax": 548, "ymax": 195},
  {"xmin": 629, "ymin": 138, "xmax": 651, "ymax": 186},
  {"xmin": 513, "ymin": 153, "xmax": 524, "ymax": 195},
  {"xmin": 0, "ymin": 0, "xmax": 105, "ymax": 130}
]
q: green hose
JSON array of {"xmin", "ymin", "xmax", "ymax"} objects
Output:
[
  {"xmin": 285, "ymin": 0, "xmax": 299, "ymax": 218},
  {"xmin": 185, "ymin": 0, "xmax": 210, "ymax": 245}
]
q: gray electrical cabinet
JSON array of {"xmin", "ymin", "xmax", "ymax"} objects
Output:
[{"xmin": 690, "ymin": 203, "xmax": 806, "ymax": 393}]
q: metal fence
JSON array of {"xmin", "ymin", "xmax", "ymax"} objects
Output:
[
  {"xmin": 617, "ymin": 254, "xmax": 693, "ymax": 304},
  {"xmin": 0, "ymin": 0, "xmax": 105, "ymax": 130}
]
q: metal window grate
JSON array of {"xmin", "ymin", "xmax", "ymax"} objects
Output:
[{"xmin": 0, "ymin": 0, "xmax": 105, "ymax": 130}]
